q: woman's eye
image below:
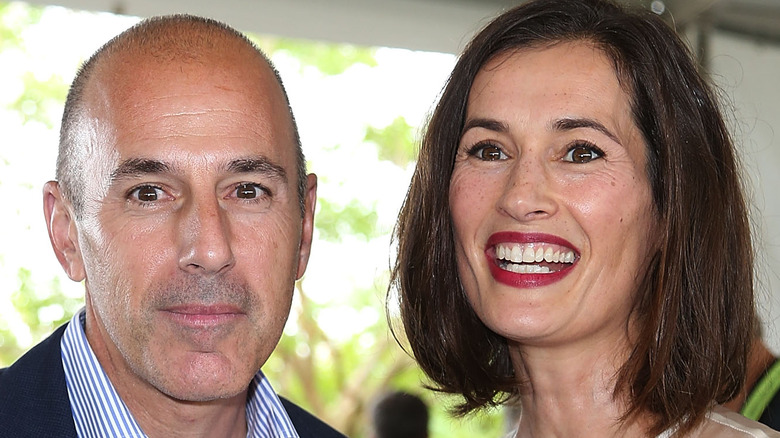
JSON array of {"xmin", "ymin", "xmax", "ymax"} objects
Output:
[
  {"xmin": 469, "ymin": 143, "xmax": 508, "ymax": 161},
  {"xmin": 130, "ymin": 185, "xmax": 163, "ymax": 202},
  {"xmin": 235, "ymin": 183, "xmax": 266, "ymax": 199},
  {"xmin": 564, "ymin": 143, "xmax": 603, "ymax": 163}
]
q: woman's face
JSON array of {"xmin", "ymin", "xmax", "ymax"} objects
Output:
[{"xmin": 449, "ymin": 42, "xmax": 658, "ymax": 351}]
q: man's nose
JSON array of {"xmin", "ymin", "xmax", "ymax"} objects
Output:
[{"xmin": 177, "ymin": 196, "xmax": 235, "ymax": 276}]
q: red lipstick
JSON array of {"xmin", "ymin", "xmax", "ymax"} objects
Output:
[{"xmin": 485, "ymin": 232, "xmax": 578, "ymax": 288}]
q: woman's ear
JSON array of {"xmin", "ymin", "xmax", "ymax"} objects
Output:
[{"xmin": 43, "ymin": 181, "xmax": 86, "ymax": 282}]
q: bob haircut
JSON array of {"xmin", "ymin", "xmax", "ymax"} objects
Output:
[{"xmin": 390, "ymin": 0, "xmax": 754, "ymax": 434}]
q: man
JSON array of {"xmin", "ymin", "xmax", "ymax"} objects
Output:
[{"xmin": 0, "ymin": 14, "xmax": 344, "ymax": 438}]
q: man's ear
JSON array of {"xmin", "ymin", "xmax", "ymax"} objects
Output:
[
  {"xmin": 43, "ymin": 181, "xmax": 86, "ymax": 282},
  {"xmin": 296, "ymin": 173, "xmax": 317, "ymax": 280}
]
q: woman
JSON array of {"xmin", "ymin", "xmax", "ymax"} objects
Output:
[{"xmin": 390, "ymin": 0, "xmax": 777, "ymax": 436}]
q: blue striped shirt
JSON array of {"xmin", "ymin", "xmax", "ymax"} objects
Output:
[{"xmin": 60, "ymin": 309, "xmax": 300, "ymax": 438}]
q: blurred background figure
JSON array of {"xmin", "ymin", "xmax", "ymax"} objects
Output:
[{"xmin": 370, "ymin": 391, "xmax": 429, "ymax": 438}]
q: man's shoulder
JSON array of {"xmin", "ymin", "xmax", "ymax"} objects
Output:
[
  {"xmin": 280, "ymin": 397, "xmax": 347, "ymax": 438},
  {"xmin": 0, "ymin": 323, "xmax": 68, "ymax": 387},
  {"xmin": 0, "ymin": 324, "xmax": 77, "ymax": 437}
]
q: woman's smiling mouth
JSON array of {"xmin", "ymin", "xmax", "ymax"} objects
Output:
[{"xmin": 486, "ymin": 232, "xmax": 579, "ymax": 287}]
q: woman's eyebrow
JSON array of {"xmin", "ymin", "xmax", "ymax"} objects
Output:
[
  {"xmin": 461, "ymin": 118, "xmax": 510, "ymax": 137},
  {"xmin": 552, "ymin": 117, "xmax": 622, "ymax": 146}
]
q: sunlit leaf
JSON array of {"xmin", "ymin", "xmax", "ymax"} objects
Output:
[
  {"xmin": 316, "ymin": 198, "xmax": 379, "ymax": 241},
  {"xmin": 365, "ymin": 116, "xmax": 418, "ymax": 167}
]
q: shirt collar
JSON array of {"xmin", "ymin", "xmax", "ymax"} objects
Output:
[{"xmin": 61, "ymin": 309, "xmax": 299, "ymax": 438}]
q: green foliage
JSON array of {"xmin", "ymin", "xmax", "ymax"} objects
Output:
[
  {"xmin": 0, "ymin": 2, "xmax": 42, "ymax": 51},
  {"xmin": 254, "ymin": 36, "xmax": 377, "ymax": 75},
  {"xmin": 10, "ymin": 71, "xmax": 68, "ymax": 128},
  {"xmin": 11, "ymin": 269, "xmax": 80, "ymax": 331},
  {"xmin": 365, "ymin": 116, "xmax": 419, "ymax": 167},
  {"xmin": 0, "ymin": 1, "xmax": 80, "ymax": 368},
  {"xmin": 0, "ymin": 2, "xmax": 68, "ymax": 127},
  {"xmin": 0, "ymin": 268, "xmax": 81, "ymax": 366},
  {"xmin": 316, "ymin": 198, "xmax": 379, "ymax": 241}
]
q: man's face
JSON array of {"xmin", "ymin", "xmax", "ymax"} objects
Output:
[{"xmin": 50, "ymin": 49, "xmax": 315, "ymax": 402}]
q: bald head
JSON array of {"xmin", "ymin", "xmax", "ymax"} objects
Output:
[{"xmin": 57, "ymin": 15, "xmax": 305, "ymax": 218}]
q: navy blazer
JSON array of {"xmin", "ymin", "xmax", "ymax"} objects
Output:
[{"xmin": 0, "ymin": 324, "xmax": 345, "ymax": 438}]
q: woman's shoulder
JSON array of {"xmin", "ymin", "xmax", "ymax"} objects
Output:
[{"xmin": 694, "ymin": 405, "xmax": 780, "ymax": 437}]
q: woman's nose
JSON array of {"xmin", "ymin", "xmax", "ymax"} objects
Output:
[{"xmin": 497, "ymin": 158, "xmax": 557, "ymax": 222}]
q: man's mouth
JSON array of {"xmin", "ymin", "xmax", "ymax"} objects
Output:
[
  {"xmin": 493, "ymin": 242, "xmax": 577, "ymax": 274},
  {"xmin": 162, "ymin": 304, "xmax": 245, "ymax": 328}
]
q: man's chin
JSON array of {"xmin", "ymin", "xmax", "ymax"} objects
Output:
[
  {"xmin": 160, "ymin": 377, "xmax": 250, "ymax": 404},
  {"xmin": 151, "ymin": 353, "xmax": 255, "ymax": 402},
  {"xmin": 167, "ymin": 387, "xmax": 247, "ymax": 404}
]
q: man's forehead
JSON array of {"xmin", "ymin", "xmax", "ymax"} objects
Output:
[
  {"xmin": 81, "ymin": 51, "xmax": 294, "ymax": 151},
  {"xmin": 94, "ymin": 49, "xmax": 269, "ymax": 97}
]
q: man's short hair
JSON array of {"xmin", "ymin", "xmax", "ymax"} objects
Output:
[{"xmin": 57, "ymin": 14, "xmax": 306, "ymax": 219}]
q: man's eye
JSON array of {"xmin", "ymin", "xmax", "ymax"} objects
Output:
[
  {"xmin": 131, "ymin": 186, "xmax": 163, "ymax": 202},
  {"xmin": 564, "ymin": 143, "xmax": 604, "ymax": 163},
  {"xmin": 468, "ymin": 142, "xmax": 508, "ymax": 161},
  {"xmin": 236, "ymin": 183, "xmax": 265, "ymax": 199}
]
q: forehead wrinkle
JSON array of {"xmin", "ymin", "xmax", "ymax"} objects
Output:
[{"xmin": 123, "ymin": 105, "xmax": 248, "ymax": 123}]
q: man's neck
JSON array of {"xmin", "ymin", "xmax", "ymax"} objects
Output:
[{"xmin": 123, "ymin": 392, "xmax": 249, "ymax": 438}]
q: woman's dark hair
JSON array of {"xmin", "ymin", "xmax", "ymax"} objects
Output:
[{"xmin": 389, "ymin": 0, "xmax": 754, "ymax": 434}]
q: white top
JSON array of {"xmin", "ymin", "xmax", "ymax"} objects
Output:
[{"xmin": 504, "ymin": 405, "xmax": 780, "ymax": 437}]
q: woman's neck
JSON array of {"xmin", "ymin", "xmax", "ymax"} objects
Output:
[{"xmin": 508, "ymin": 337, "xmax": 651, "ymax": 438}]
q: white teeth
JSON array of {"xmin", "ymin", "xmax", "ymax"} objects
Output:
[
  {"xmin": 494, "ymin": 242, "xmax": 577, "ymax": 268},
  {"xmin": 504, "ymin": 263, "xmax": 552, "ymax": 274},
  {"xmin": 511, "ymin": 245, "xmax": 523, "ymax": 261},
  {"xmin": 522, "ymin": 246, "xmax": 536, "ymax": 263}
]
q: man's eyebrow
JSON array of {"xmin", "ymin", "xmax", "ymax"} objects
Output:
[
  {"xmin": 461, "ymin": 118, "xmax": 510, "ymax": 137},
  {"xmin": 226, "ymin": 157, "xmax": 287, "ymax": 182},
  {"xmin": 110, "ymin": 156, "xmax": 288, "ymax": 182},
  {"xmin": 111, "ymin": 158, "xmax": 172, "ymax": 181},
  {"xmin": 552, "ymin": 117, "xmax": 622, "ymax": 145}
]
